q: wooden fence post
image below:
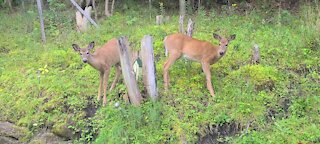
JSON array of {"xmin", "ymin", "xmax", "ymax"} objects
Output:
[
  {"xmin": 141, "ymin": 35, "xmax": 158, "ymax": 101},
  {"xmin": 117, "ymin": 36, "xmax": 142, "ymax": 106},
  {"xmin": 186, "ymin": 18, "xmax": 194, "ymax": 37},
  {"xmin": 251, "ymin": 44, "xmax": 260, "ymax": 64},
  {"xmin": 76, "ymin": 6, "xmax": 92, "ymax": 32},
  {"xmin": 156, "ymin": 15, "xmax": 163, "ymax": 25}
]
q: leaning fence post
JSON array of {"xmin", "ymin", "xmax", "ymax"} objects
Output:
[
  {"xmin": 117, "ymin": 36, "xmax": 142, "ymax": 106},
  {"xmin": 141, "ymin": 35, "xmax": 158, "ymax": 101}
]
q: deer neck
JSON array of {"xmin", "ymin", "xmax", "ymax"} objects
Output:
[{"xmin": 87, "ymin": 54, "xmax": 101, "ymax": 71}]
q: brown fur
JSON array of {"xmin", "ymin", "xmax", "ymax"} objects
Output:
[
  {"xmin": 72, "ymin": 38, "xmax": 121, "ymax": 106},
  {"xmin": 163, "ymin": 33, "xmax": 236, "ymax": 96}
]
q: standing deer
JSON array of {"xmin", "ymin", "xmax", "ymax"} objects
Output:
[
  {"xmin": 72, "ymin": 39, "xmax": 121, "ymax": 106},
  {"xmin": 163, "ymin": 33, "xmax": 236, "ymax": 96}
]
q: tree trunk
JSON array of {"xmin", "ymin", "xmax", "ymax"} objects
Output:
[
  {"xmin": 187, "ymin": 18, "xmax": 194, "ymax": 37},
  {"xmin": 179, "ymin": 15, "xmax": 185, "ymax": 34},
  {"xmin": 36, "ymin": 0, "xmax": 46, "ymax": 43},
  {"xmin": 76, "ymin": 11, "xmax": 83, "ymax": 32},
  {"xmin": 22, "ymin": 0, "xmax": 25, "ymax": 11},
  {"xmin": 6, "ymin": 0, "xmax": 13, "ymax": 11},
  {"xmin": 149, "ymin": 0, "xmax": 152, "ymax": 19},
  {"xmin": 179, "ymin": 0, "xmax": 186, "ymax": 16},
  {"xmin": 117, "ymin": 36, "xmax": 142, "ymax": 106},
  {"xmin": 141, "ymin": 35, "xmax": 158, "ymax": 101},
  {"xmin": 82, "ymin": 6, "xmax": 92, "ymax": 32},
  {"xmin": 92, "ymin": 0, "xmax": 98, "ymax": 20},
  {"xmin": 105, "ymin": 0, "xmax": 111, "ymax": 17},
  {"xmin": 111, "ymin": 0, "xmax": 115, "ymax": 15}
]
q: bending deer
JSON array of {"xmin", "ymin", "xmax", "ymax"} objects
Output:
[
  {"xmin": 72, "ymin": 39, "xmax": 121, "ymax": 106},
  {"xmin": 163, "ymin": 33, "xmax": 236, "ymax": 96}
]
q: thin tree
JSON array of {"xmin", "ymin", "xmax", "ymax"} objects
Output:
[
  {"xmin": 36, "ymin": 0, "xmax": 46, "ymax": 43},
  {"xmin": 111, "ymin": 0, "xmax": 115, "ymax": 15},
  {"xmin": 91, "ymin": 0, "xmax": 98, "ymax": 20},
  {"xmin": 5, "ymin": 0, "xmax": 13, "ymax": 11},
  {"xmin": 105, "ymin": 0, "xmax": 111, "ymax": 17},
  {"xmin": 179, "ymin": 0, "xmax": 186, "ymax": 16},
  {"xmin": 179, "ymin": 0, "xmax": 186, "ymax": 33}
]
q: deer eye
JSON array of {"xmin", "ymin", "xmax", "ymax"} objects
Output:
[
  {"xmin": 226, "ymin": 44, "xmax": 228, "ymax": 46},
  {"xmin": 86, "ymin": 52, "xmax": 89, "ymax": 55}
]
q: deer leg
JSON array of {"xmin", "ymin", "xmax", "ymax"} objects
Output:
[
  {"xmin": 201, "ymin": 62, "xmax": 215, "ymax": 96},
  {"xmin": 109, "ymin": 65, "xmax": 121, "ymax": 91},
  {"xmin": 98, "ymin": 72, "xmax": 104, "ymax": 101},
  {"xmin": 163, "ymin": 53, "xmax": 181, "ymax": 90},
  {"xmin": 103, "ymin": 68, "xmax": 110, "ymax": 106}
]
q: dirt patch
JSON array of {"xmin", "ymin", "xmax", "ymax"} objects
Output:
[
  {"xmin": 197, "ymin": 122, "xmax": 241, "ymax": 144},
  {"xmin": 0, "ymin": 47, "xmax": 10, "ymax": 54}
]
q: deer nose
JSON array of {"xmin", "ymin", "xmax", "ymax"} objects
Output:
[
  {"xmin": 83, "ymin": 59, "xmax": 88, "ymax": 63},
  {"xmin": 219, "ymin": 51, "xmax": 225, "ymax": 56}
]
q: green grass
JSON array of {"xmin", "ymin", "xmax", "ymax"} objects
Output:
[{"xmin": 0, "ymin": 4, "xmax": 319, "ymax": 143}]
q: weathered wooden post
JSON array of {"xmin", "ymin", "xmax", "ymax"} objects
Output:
[
  {"xmin": 179, "ymin": 15, "xmax": 185, "ymax": 34},
  {"xmin": 156, "ymin": 15, "xmax": 163, "ymax": 25},
  {"xmin": 70, "ymin": 0, "xmax": 99, "ymax": 28},
  {"xmin": 76, "ymin": 6, "xmax": 92, "ymax": 32},
  {"xmin": 251, "ymin": 44, "xmax": 260, "ymax": 64},
  {"xmin": 117, "ymin": 36, "xmax": 142, "ymax": 106},
  {"xmin": 141, "ymin": 35, "xmax": 158, "ymax": 101},
  {"xmin": 186, "ymin": 18, "xmax": 194, "ymax": 37}
]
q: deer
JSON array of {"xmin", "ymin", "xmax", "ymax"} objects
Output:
[
  {"xmin": 72, "ymin": 39, "xmax": 121, "ymax": 106},
  {"xmin": 163, "ymin": 33, "xmax": 236, "ymax": 96}
]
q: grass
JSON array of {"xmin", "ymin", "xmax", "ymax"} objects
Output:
[{"xmin": 0, "ymin": 3, "xmax": 319, "ymax": 143}]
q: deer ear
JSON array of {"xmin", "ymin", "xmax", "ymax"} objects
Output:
[
  {"xmin": 88, "ymin": 41, "xmax": 95, "ymax": 50},
  {"xmin": 213, "ymin": 33, "xmax": 222, "ymax": 40},
  {"xmin": 228, "ymin": 34, "xmax": 236, "ymax": 41},
  {"xmin": 72, "ymin": 44, "xmax": 80, "ymax": 52}
]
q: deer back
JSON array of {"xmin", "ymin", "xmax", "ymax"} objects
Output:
[{"xmin": 164, "ymin": 33, "xmax": 220, "ymax": 63}]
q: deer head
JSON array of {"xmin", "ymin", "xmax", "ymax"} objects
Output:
[
  {"xmin": 72, "ymin": 41, "xmax": 95, "ymax": 63},
  {"xmin": 213, "ymin": 33, "xmax": 236, "ymax": 56}
]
